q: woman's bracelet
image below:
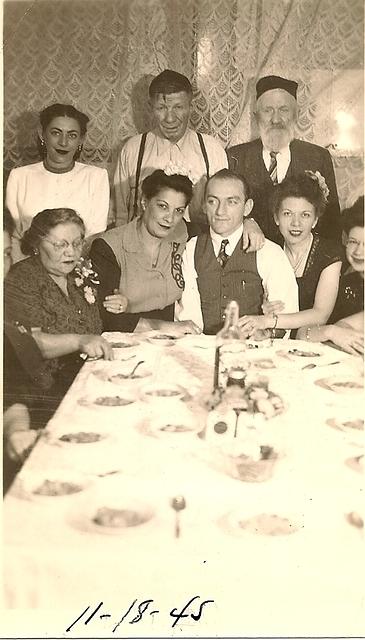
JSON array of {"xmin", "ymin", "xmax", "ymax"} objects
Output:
[
  {"xmin": 305, "ymin": 325, "xmax": 320, "ymax": 341},
  {"xmin": 269, "ymin": 313, "xmax": 278, "ymax": 339}
]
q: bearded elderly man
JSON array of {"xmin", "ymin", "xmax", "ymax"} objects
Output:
[
  {"xmin": 114, "ymin": 69, "xmax": 263, "ymax": 251},
  {"xmin": 176, "ymin": 169, "xmax": 298, "ymax": 335},
  {"xmin": 227, "ymin": 75, "xmax": 341, "ymax": 243}
]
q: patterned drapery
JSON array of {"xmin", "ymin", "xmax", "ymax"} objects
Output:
[{"xmin": 3, "ymin": 0, "xmax": 364, "ymax": 207}]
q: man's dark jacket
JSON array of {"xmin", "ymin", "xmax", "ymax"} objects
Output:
[{"xmin": 227, "ymin": 138, "xmax": 341, "ymax": 243}]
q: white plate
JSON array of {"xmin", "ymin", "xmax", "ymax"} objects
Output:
[
  {"xmin": 140, "ymin": 382, "xmax": 187, "ymax": 402},
  {"xmin": 92, "ymin": 361, "xmax": 153, "ymax": 385},
  {"xmin": 13, "ymin": 469, "xmax": 93, "ymax": 502},
  {"xmin": 78, "ymin": 389, "xmax": 138, "ymax": 409},
  {"xmin": 276, "ymin": 345, "xmax": 325, "ymax": 360},
  {"xmin": 67, "ymin": 492, "xmax": 155, "ymax": 536},
  {"xmin": 326, "ymin": 417, "xmax": 364, "ymax": 434},
  {"xmin": 178, "ymin": 334, "xmax": 216, "ymax": 349},
  {"xmin": 140, "ymin": 414, "xmax": 202, "ymax": 439},
  {"xmin": 44, "ymin": 429, "xmax": 112, "ymax": 447},
  {"xmin": 345, "ymin": 454, "xmax": 364, "ymax": 474},
  {"xmin": 220, "ymin": 509, "xmax": 304, "ymax": 537},
  {"xmin": 144, "ymin": 330, "xmax": 180, "ymax": 346},
  {"xmin": 315, "ymin": 376, "xmax": 364, "ymax": 394}
]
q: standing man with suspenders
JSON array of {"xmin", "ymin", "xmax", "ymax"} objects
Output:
[
  {"xmin": 113, "ymin": 69, "xmax": 264, "ymax": 249},
  {"xmin": 113, "ymin": 69, "xmax": 227, "ymax": 231}
]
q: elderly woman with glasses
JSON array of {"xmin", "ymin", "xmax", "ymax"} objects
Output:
[
  {"xmin": 4, "ymin": 207, "xmax": 113, "ymax": 402},
  {"xmin": 6, "ymin": 103, "xmax": 110, "ymax": 261}
]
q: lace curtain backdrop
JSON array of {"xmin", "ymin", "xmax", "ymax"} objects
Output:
[{"xmin": 3, "ymin": 0, "xmax": 364, "ymax": 208}]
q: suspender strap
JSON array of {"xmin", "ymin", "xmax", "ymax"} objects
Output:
[
  {"xmin": 197, "ymin": 132, "xmax": 209, "ymax": 179},
  {"xmin": 132, "ymin": 132, "xmax": 148, "ymax": 220}
]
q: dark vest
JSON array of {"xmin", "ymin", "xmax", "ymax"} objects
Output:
[{"xmin": 194, "ymin": 233, "xmax": 264, "ymax": 334}]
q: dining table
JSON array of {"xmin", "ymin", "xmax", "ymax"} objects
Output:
[{"xmin": 2, "ymin": 331, "xmax": 364, "ymax": 638}]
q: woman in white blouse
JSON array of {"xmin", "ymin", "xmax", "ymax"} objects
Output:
[{"xmin": 6, "ymin": 103, "xmax": 110, "ymax": 261}]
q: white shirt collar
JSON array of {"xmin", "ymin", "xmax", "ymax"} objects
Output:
[
  {"xmin": 153, "ymin": 127, "xmax": 191, "ymax": 155},
  {"xmin": 262, "ymin": 144, "xmax": 290, "ymax": 159},
  {"xmin": 262, "ymin": 144, "xmax": 291, "ymax": 183},
  {"xmin": 209, "ymin": 224, "xmax": 244, "ymax": 257}
]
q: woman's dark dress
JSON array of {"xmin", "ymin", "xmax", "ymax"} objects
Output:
[
  {"xmin": 329, "ymin": 270, "xmax": 364, "ymax": 323},
  {"xmin": 295, "ymin": 235, "xmax": 342, "ymax": 311},
  {"xmin": 4, "ymin": 255, "xmax": 102, "ymax": 417}
]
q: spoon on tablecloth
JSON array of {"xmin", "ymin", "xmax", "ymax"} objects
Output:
[
  {"xmin": 302, "ymin": 361, "xmax": 340, "ymax": 370},
  {"xmin": 122, "ymin": 360, "xmax": 145, "ymax": 378},
  {"xmin": 171, "ymin": 495, "xmax": 186, "ymax": 538}
]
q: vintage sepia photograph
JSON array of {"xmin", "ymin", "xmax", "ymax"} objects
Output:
[{"xmin": 2, "ymin": 0, "xmax": 364, "ymax": 637}]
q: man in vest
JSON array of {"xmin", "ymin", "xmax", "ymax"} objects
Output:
[
  {"xmin": 176, "ymin": 169, "xmax": 298, "ymax": 335},
  {"xmin": 227, "ymin": 75, "xmax": 341, "ymax": 243},
  {"xmin": 113, "ymin": 69, "xmax": 263, "ymax": 250}
]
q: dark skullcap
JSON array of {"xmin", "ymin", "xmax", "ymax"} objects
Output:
[{"xmin": 256, "ymin": 75, "xmax": 298, "ymax": 100}]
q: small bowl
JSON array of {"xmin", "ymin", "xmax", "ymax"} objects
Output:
[
  {"xmin": 222, "ymin": 509, "xmax": 303, "ymax": 536},
  {"xmin": 78, "ymin": 388, "xmax": 137, "ymax": 409},
  {"xmin": 93, "ymin": 361, "xmax": 153, "ymax": 384},
  {"xmin": 45, "ymin": 429, "xmax": 110, "ymax": 447},
  {"xmin": 146, "ymin": 332, "xmax": 178, "ymax": 346},
  {"xmin": 142, "ymin": 414, "xmax": 201, "ymax": 439},
  {"xmin": 140, "ymin": 383, "xmax": 186, "ymax": 402},
  {"xmin": 213, "ymin": 440, "xmax": 278, "ymax": 483},
  {"xmin": 68, "ymin": 492, "xmax": 155, "ymax": 535},
  {"xmin": 13, "ymin": 470, "xmax": 92, "ymax": 502},
  {"xmin": 316, "ymin": 376, "xmax": 364, "ymax": 394}
]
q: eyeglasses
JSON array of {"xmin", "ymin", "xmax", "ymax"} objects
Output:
[
  {"xmin": 346, "ymin": 238, "xmax": 364, "ymax": 249},
  {"xmin": 43, "ymin": 237, "xmax": 84, "ymax": 252}
]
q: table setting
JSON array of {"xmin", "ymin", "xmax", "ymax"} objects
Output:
[{"xmin": 2, "ymin": 330, "xmax": 364, "ymax": 637}]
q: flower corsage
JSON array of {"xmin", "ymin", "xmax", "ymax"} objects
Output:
[
  {"xmin": 74, "ymin": 258, "xmax": 99, "ymax": 304},
  {"xmin": 305, "ymin": 170, "xmax": 330, "ymax": 203},
  {"xmin": 164, "ymin": 160, "xmax": 199, "ymax": 185}
]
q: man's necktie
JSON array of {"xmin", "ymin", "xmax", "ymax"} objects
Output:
[
  {"xmin": 269, "ymin": 151, "xmax": 278, "ymax": 184},
  {"xmin": 217, "ymin": 239, "xmax": 229, "ymax": 268}
]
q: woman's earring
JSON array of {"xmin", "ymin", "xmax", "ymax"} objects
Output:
[
  {"xmin": 33, "ymin": 248, "xmax": 39, "ymax": 255},
  {"xmin": 40, "ymin": 138, "xmax": 45, "ymax": 148},
  {"xmin": 77, "ymin": 144, "xmax": 83, "ymax": 153}
]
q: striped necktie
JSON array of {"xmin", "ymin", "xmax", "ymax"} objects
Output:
[
  {"xmin": 217, "ymin": 239, "xmax": 229, "ymax": 268},
  {"xmin": 269, "ymin": 151, "xmax": 278, "ymax": 184}
]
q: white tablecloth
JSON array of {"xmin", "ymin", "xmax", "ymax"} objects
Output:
[{"xmin": 2, "ymin": 334, "xmax": 364, "ymax": 637}]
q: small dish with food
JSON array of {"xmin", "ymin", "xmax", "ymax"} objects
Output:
[
  {"xmin": 315, "ymin": 376, "xmax": 364, "ymax": 394},
  {"xmin": 210, "ymin": 439, "xmax": 279, "ymax": 483},
  {"xmin": 68, "ymin": 492, "xmax": 155, "ymax": 535},
  {"xmin": 78, "ymin": 388, "xmax": 137, "ymax": 409},
  {"xmin": 141, "ymin": 412, "xmax": 202, "ymax": 439},
  {"xmin": 93, "ymin": 361, "xmax": 152, "ymax": 385},
  {"xmin": 140, "ymin": 383, "xmax": 187, "ymax": 403},
  {"xmin": 222, "ymin": 509, "xmax": 303, "ymax": 537},
  {"xmin": 145, "ymin": 331, "xmax": 179, "ymax": 346},
  {"xmin": 13, "ymin": 470, "xmax": 92, "ymax": 502},
  {"xmin": 46, "ymin": 430, "xmax": 110, "ymax": 447}
]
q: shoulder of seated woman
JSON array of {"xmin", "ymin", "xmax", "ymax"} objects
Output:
[{"xmin": 6, "ymin": 255, "xmax": 39, "ymax": 278}]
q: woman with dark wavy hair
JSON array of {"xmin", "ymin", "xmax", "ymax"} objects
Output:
[
  {"xmin": 238, "ymin": 172, "xmax": 343, "ymax": 336},
  {"xmin": 90, "ymin": 169, "xmax": 201, "ymax": 335},
  {"xmin": 6, "ymin": 103, "xmax": 109, "ymax": 261}
]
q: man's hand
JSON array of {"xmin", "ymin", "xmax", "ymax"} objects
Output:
[
  {"xmin": 78, "ymin": 335, "xmax": 114, "ymax": 360},
  {"xmin": 103, "ymin": 289, "xmax": 129, "ymax": 314},
  {"xmin": 242, "ymin": 218, "xmax": 265, "ymax": 252}
]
